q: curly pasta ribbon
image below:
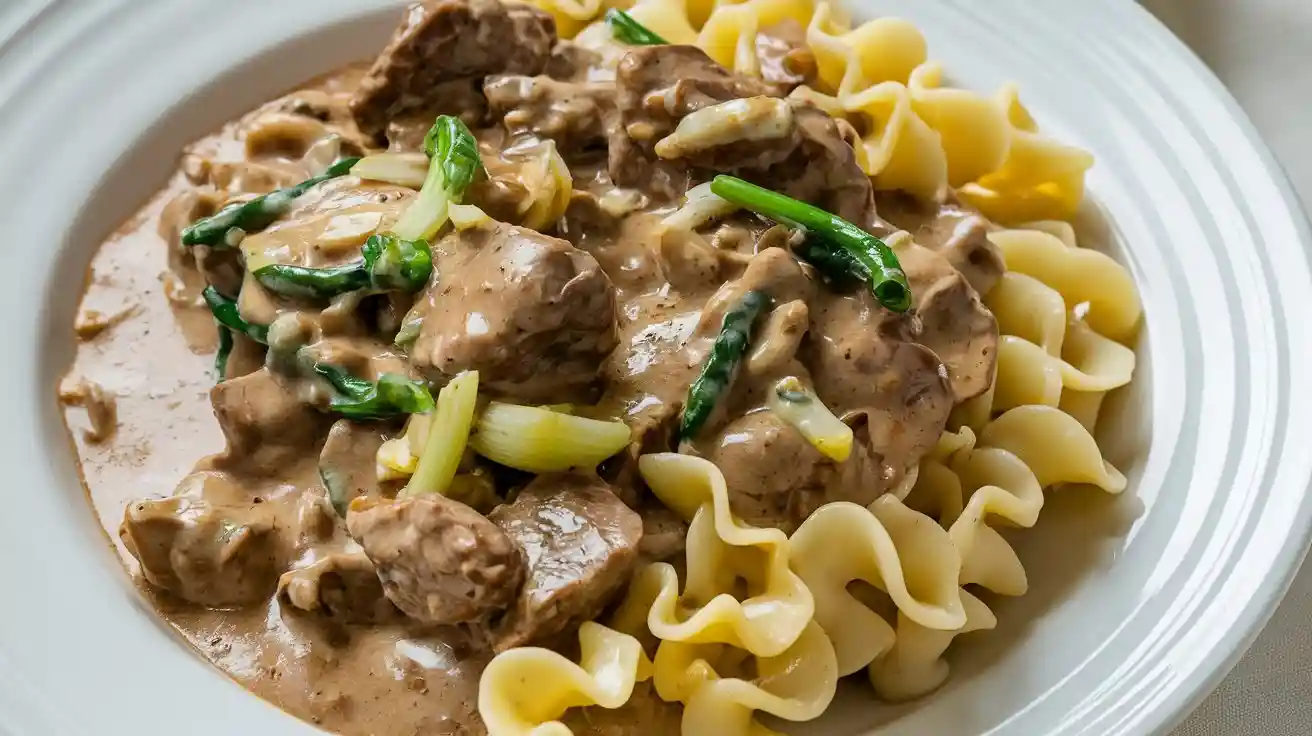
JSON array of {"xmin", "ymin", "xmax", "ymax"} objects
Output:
[
  {"xmin": 652, "ymin": 622, "xmax": 838, "ymax": 735},
  {"xmin": 919, "ymin": 401, "xmax": 1126, "ymax": 596},
  {"xmin": 479, "ymin": 622, "xmax": 653, "ymax": 736},
  {"xmin": 990, "ymin": 227, "xmax": 1142, "ymax": 343},
  {"xmin": 867, "ymin": 589, "xmax": 996, "ymax": 701},
  {"xmin": 635, "ymin": 453, "xmax": 814, "ymax": 658},
  {"xmin": 606, "ymin": 453, "xmax": 834, "ymax": 736},
  {"xmin": 789, "ymin": 498, "xmax": 966, "ymax": 676},
  {"xmin": 957, "ymin": 86, "xmax": 1096, "ymax": 223},
  {"xmin": 970, "ymin": 225, "xmax": 1141, "ymax": 431}
]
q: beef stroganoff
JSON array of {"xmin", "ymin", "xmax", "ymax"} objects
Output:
[{"xmin": 59, "ymin": 0, "xmax": 1141, "ymax": 734}]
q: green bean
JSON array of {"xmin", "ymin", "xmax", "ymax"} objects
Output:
[
  {"xmin": 793, "ymin": 239, "xmax": 864, "ymax": 290},
  {"xmin": 311, "ymin": 362, "xmax": 435, "ymax": 420},
  {"xmin": 252, "ymin": 263, "xmax": 370, "ymax": 300},
  {"xmin": 202, "ymin": 286, "xmax": 268, "ymax": 344},
  {"xmin": 709, "ymin": 175, "xmax": 912, "ymax": 312},
  {"xmin": 605, "ymin": 8, "xmax": 668, "ymax": 45},
  {"xmin": 213, "ymin": 324, "xmax": 234, "ymax": 382},
  {"xmin": 182, "ymin": 157, "xmax": 361, "ymax": 248},
  {"xmin": 679, "ymin": 290, "xmax": 771, "ymax": 441},
  {"xmin": 251, "ymin": 234, "xmax": 432, "ymax": 300}
]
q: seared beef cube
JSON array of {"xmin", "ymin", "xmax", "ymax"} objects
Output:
[
  {"xmin": 804, "ymin": 289, "xmax": 955, "ymax": 492},
  {"xmin": 411, "ymin": 222, "xmax": 618, "ymax": 403},
  {"xmin": 120, "ymin": 471, "xmax": 284, "ymax": 608},
  {"xmin": 766, "ymin": 105, "xmax": 877, "ymax": 227},
  {"xmin": 486, "ymin": 473, "xmax": 642, "ymax": 651},
  {"xmin": 614, "ymin": 45, "xmax": 773, "ymax": 155},
  {"xmin": 277, "ymin": 550, "xmax": 399, "ymax": 624},
  {"xmin": 484, "ymin": 74, "xmax": 614, "ymax": 156},
  {"xmin": 352, "ymin": 0, "xmax": 556, "ymax": 139},
  {"xmin": 610, "ymin": 45, "xmax": 875, "ymax": 223},
  {"xmin": 609, "ymin": 45, "xmax": 770, "ymax": 198},
  {"xmin": 347, "ymin": 495, "xmax": 524, "ymax": 624},
  {"xmin": 898, "ymin": 244, "xmax": 999, "ymax": 403},
  {"xmin": 210, "ymin": 368, "xmax": 327, "ymax": 472}
]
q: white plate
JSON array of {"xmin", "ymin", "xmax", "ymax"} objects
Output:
[{"xmin": 1, "ymin": 0, "xmax": 1310, "ymax": 734}]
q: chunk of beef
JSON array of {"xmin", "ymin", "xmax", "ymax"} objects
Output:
[
  {"xmin": 383, "ymin": 81, "xmax": 489, "ymax": 152},
  {"xmin": 803, "ymin": 290, "xmax": 955, "ymax": 492},
  {"xmin": 768, "ymin": 106, "xmax": 877, "ymax": 227},
  {"xmin": 611, "ymin": 45, "xmax": 875, "ymax": 223},
  {"xmin": 485, "ymin": 74, "xmax": 614, "ymax": 156},
  {"xmin": 925, "ymin": 211, "xmax": 1004, "ymax": 297},
  {"xmin": 277, "ymin": 549, "xmax": 399, "ymax": 624},
  {"xmin": 120, "ymin": 471, "xmax": 284, "ymax": 608},
  {"xmin": 210, "ymin": 368, "xmax": 328, "ymax": 472},
  {"xmin": 638, "ymin": 504, "xmax": 688, "ymax": 561},
  {"xmin": 899, "ymin": 243, "xmax": 999, "ymax": 402},
  {"xmin": 610, "ymin": 45, "xmax": 770, "ymax": 198},
  {"xmin": 702, "ymin": 410, "xmax": 881, "ymax": 532},
  {"xmin": 347, "ymin": 495, "xmax": 524, "ymax": 624},
  {"xmin": 486, "ymin": 473, "xmax": 642, "ymax": 650},
  {"xmin": 615, "ymin": 45, "xmax": 773, "ymax": 155},
  {"xmin": 876, "ymin": 194, "xmax": 1005, "ymax": 296},
  {"xmin": 411, "ymin": 222, "xmax": 618, "ymax": 402},
  {"xmin": 352, "ymin": 0, "xmax": 556, "ymax": 139}
]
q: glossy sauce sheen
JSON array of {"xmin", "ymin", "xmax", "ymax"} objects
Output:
[
  {"xmin": 61, "ymin": 66, "xmax": 681, "ymax": 736},
  {"xmin": 60, "ymin": 7, "xmax": 1003, "ymax": 734}
]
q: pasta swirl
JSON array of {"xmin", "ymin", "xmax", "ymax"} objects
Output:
[
  {"xmin": 635, "ymin": 453, "xmax": 814, "ymax": 658},
  {"xmin": 479, "ymin": 622, "xmax": 653, "ymax": 735},
  {"xmin": 653, "ymin": 622, "xmax": 838, "ymax": 735},
  {"xmin": 788, "ymin": 498, "xmax": 967, "ymax": 676}
]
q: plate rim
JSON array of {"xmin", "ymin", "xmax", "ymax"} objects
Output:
[{"xmin": 0, "ymin": 1, "xmax": 1309, "ymax": 735}]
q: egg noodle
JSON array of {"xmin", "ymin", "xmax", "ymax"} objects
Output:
[{"xmin": 476, "ymin": 0, "xmax": 1141, "ymax": 732}]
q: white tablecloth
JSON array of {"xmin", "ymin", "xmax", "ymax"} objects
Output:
[{"xmin": 1143, "ymin": 1, "xmax": 1312, "ymax": 733}]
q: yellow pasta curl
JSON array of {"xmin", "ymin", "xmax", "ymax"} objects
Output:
[
  {"xmin": 867, "ymin": 589, "xmax": 996, "ymax": 701},
  {"xmin": 653, "ymin": 622, "xmax": 838, "ymax": 735},
  {"xmin": 789, "ymin": 498, "xmax": 967, "ymax": 677},
  {"xmin": 989, "ymin": 227, "xmax": 1142, "ymax": 343},
  {"xmin": 479, "ymin": 622, "xmax": 653, "ymax": 736},
  {"xmin": 958, "ymin": 87, "xmax": 1095, "ymax": 224},
  {"xmin": 636, "ymin": 453, "xmax": 814, "ymax": 658}
]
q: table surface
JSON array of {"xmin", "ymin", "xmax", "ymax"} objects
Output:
[{"xmin": 1144, "ymin": 1, "xmax": 1312, "ymax": 733}]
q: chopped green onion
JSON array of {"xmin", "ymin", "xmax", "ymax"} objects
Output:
[
  {"xmin": 252, "ymin": 263, "xmax": 370, "ymax": 300},
  {"xmin": 767, "ymin": 376, "xmax": 853, "ymax": 462},
  {"xmin": 605, "ymin": 8, "xmax": 667, "ymax": 46},
  {"xmin": 709, "ymin": 175, "xmax": 912, "ymax": 312}
]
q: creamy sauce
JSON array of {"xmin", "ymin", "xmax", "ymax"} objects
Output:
[{"xmin": 59, "ymin": 4, "xmax": 1003, "ymax": 734}]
